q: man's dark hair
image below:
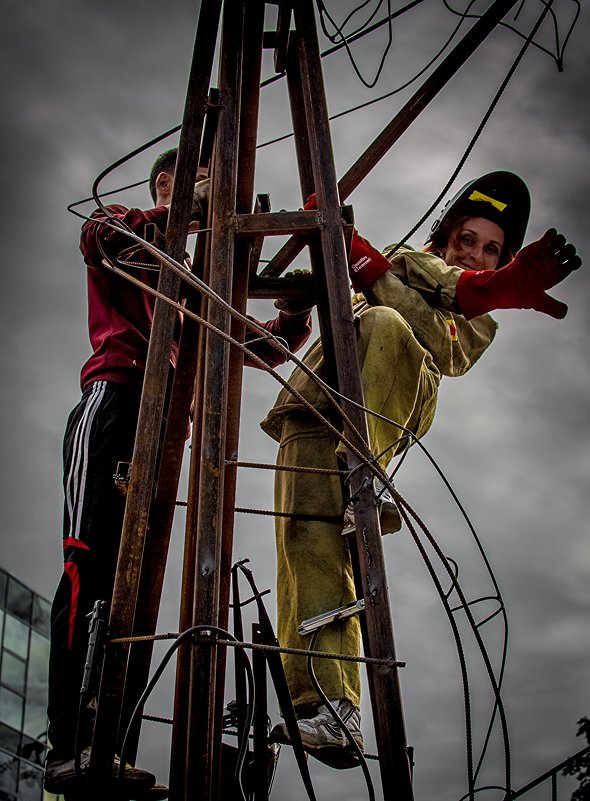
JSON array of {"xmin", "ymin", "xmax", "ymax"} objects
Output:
[{"xmin": 149, "ymin": 147, "xmax": 178, "ymax": 204}]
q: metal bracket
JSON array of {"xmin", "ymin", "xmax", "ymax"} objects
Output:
[{"xmin": 298, "ymin": 599, "xmax": 366, "ymax": 636}]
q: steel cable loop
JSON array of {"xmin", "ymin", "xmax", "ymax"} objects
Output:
[
  {"xmin": 394, "ymin": 493, "xmax": 512, "ymax": 798},
  {"xmin": 317, "ymin": 0, "xmax": 394, "ymax": 90},
  {"xmin": 443, "ymin": 0, "xmax": 581, "ymax": 70},
  {"xmin": 118, "ymin": 624, "xmax": 254, "ymax": 801}
]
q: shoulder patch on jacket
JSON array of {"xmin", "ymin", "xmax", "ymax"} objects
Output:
[{"xmin": 446, "ymin": 318, "xmax": 458, "ymax": 341}]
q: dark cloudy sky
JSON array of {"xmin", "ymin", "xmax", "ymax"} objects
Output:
[{"xmin": 2, "ymin": 1, "xmax": 589, "ymax": 799}]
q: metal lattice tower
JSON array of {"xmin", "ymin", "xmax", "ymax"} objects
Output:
[{"xmin": 84, "ymin": 2, "xmax": 521, "ymax": 799}]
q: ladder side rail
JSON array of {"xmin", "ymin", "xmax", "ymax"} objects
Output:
[
  {"xmin": 89, "ymin": 1, "xmax": 222, "ymax": 789},
  {"xmin": 169, "ymin": 238, "xmax": 210, "ymax": 801},
  {"xmin": 284, "ymin": 30, "xmax": 339, "ymax": 373},
  {"xmin": 214, "ymin": 0, "xmax": 267, "ymax": 796},
  {"xmin": 185, "ymin": 1, "xmax": 245, "ymax": 798},
  {"xmin": 293, "ymin": 1, "xmax": 413, "ymax": 795},
  {"xmin": 122, "ymin": 90, "xmax": 221, "ymax": 763}
]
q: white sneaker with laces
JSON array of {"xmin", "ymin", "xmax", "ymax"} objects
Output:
[
  {"xmin": 342, "ymin": 479, "xmax": 401, "ymax": 536},
  {"xmin": 271, "ymin": 698, "xmax": 364, "ymax": 769}
]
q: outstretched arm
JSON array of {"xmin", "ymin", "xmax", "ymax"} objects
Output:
[{"xmin": 456, "ymin": 229, "xmax": 581, "ymax": 320}]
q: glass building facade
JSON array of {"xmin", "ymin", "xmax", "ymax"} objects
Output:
[{"xmin": 0, "ymin": 566, "xmax": 52, "ymax": 801}]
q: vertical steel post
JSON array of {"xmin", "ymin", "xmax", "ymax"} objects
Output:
[
  {"xmin": 89, "ymin": 1, "xmax": 222, "ymax": 790},
  {"xmin": 184, "ymin": 2, "xmax": 245, "ymax": 798},
  {"xmin": 213, "ymin": 0, "xmax": 266, "ymax": 784},
  {"xmin": 122, "ymin": 89, "xmax": 221, "ymax": 763},
  {"xmin": 291, "ymin": 1, "xmax": 413, "ymax": 795}
]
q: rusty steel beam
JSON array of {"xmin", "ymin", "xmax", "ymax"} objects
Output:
[
  {"xmin": 168, "ymin": 242, "xmax": 209, "ymax": 801},
  {"xmin": 184, "ymin": 1, "xmax": 245, "ymax": 798},
  {"xmin": 292, "ymin": 1, "xmax": 413, "ymax": 795},
  {"xmin": 89, "ymin": 0, "xmax": 222, "ymax": 792},
  {"xmin": 261, "ymin": 0, "xmax": 520, "ymax": 278},
  {"xmin": 234, "ymin": 209, "xmax": 321, "ymax": 235},
  {"xmin": 248, "ymin": 193, "xmax": 271, "ymax": 275},
  {"xmin": 274, "ymin": 0, "xmax": 292, "ymax": 74},
  {"xmin": 214, "ymin": 1, "xmax": 266, "ymax": 797},
  {"xmin": 121, "ymin": 88, "xmax": 221, "ymax": 766}
]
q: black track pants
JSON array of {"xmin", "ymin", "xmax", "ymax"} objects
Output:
[{"xmin": 47, "ymin": 380, "xmax": 141, "ymax": 756}]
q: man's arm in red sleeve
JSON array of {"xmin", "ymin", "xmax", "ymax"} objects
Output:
[{"xmin": 80, "ymin": 204, "xmax": 170, "ymax": 267}]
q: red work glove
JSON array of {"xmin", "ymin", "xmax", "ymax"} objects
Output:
[
  {"xmin": 456, "ymin": 229, "xmax": 581, "ymax": 320},
  {"xmin": 303, "ymin": 193, "xmax": 391, "ymax": 291}
]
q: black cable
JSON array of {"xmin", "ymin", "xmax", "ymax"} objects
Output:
[
  {"xmin": 318, "ymin": 0, "xmax": 383, "ymax": 42},
  {"xmin": 307, "ymin": 628, "xmax": 375, "ymax": 801},
  {"xmin": 119, "ymin": 624, "xmax": 255, "ymax": 801},
  {"xmin": 91, "ymin": 124, "xmax": 180, "ymax": 219},
  {"xmin": 257, "ymin": 0, "xmax": 477, "ymax": 149},
  {"xmin": 395, "ymin": 492, "xmax": 512, "ymax": 797},
  {"xmin": 260, "ymin": 0, "xmax": 425, "ymax": 89},
  {"xmin": 67, "ymin": 179, "xmax": 150, "ymax": 212},
  {"xmin": 443, "ymin": 0, "xmax": 581, "ymax": 71},
  {"xmin": 316, "ymin": 0, "xmax": 394, "ymax": 89},
  {"xmin": 389, "ymin": 0, "xmax": 560, "ymax": 258}
]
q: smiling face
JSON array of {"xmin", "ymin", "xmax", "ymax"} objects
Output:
[{"xmin": 444, "ymin": 216, "xmax": 505, "ymax": 271}]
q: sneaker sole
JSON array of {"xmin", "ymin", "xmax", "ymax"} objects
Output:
[
  {"xmin": 271, "ymin": 723, "xmax": 363, "ymax": 771},
  {"xmin": 62, "ymin": 784, "xmax": 168, "ymax": 801},
  {"xmin": 306, "ymin": 743, "xmax": 363, "ymax": 770}
]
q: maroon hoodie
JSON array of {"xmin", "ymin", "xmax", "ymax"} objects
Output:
[{"xmin": 79, "ymin": 204, "xmax": 312, "ymax": 389}]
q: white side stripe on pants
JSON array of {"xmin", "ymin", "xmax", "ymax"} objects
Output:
[{"xmin": 65, "ymin": 381, "xmax": 107, "ymax": 541}]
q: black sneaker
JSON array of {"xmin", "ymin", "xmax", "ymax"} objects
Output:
[{"xmin": 44, "ymin": 747, "xmax": 156, "ymax": 794}]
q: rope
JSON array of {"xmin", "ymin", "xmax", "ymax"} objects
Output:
[
  {"xmin": 225, "ymin": 459, "xmax": 346, "ymax": 476},
  {"xmin": 109, "ymin": 632, "xmax": 404, "ymax": 668}
]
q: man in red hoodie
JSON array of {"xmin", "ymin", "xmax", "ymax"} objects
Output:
[{"xmin": 44, "ymin": 148, "xmax": 314, "ymax": 794}]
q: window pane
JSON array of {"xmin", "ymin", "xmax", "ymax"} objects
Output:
[
  {"xmin": 2, "ymin": 617, "xmax": 29, "ymax": 661},
  {"xmin": 22, "ymin": 635, "xmax": 48, "ymax": 741},
  {"xmin": 0, "ymin": 723, "xmax": 20, "ymax": 754},
  {"xmin": 1, "ymin": 654, "xmax": 26, "ymax": 695},
  {"xmin": 30, "ymin": 600, "xmax": 49, "ymax": 639},
  {"xmin": 0, "ymin": 748, "xmax": 18, "ymax": 793},
  {"xmin": 18, "ymin": 760, "xmax": 43, "ymax": 801},
  {"xmin": 0, "ymin": 572, "xmax": 6, "ymax": 610},
  {"xmin": 18, "ymin": 737, "xmax": 45, "ymax": 769},
  {"xmin": 6, "ymin": 583, "xmax": 31, "ymax": 627},
  {"xmin": 0, "ymin": 689, "xmax": 23, "ymax": 732}
]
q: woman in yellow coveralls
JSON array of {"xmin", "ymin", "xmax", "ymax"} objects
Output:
[{"xmin": 261, "ymin": 172, "xmax": 581, "ymax": 768}]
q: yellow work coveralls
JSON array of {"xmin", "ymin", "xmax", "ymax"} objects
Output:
[{"xmin": 260, "ymin": 247, "xmax": 498, "ymax": 711}]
